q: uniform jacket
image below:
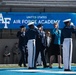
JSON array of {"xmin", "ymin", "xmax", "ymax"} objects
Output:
[
  {"xmin": 61, "ymin": 25, "xmax": 76, "ymax": 44},
  {"xmin": 25, "ymin": 28, "xmax": 40, "ymax": 45},
  {"xmin": 17, "ymin": 31, "xmax": 26, "ymax": 46}
]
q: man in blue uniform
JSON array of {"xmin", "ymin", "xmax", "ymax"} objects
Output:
[
  {"xmin": 35, "ymin": 24, "xmax": 47, "ymax": 68},
  {"xmin": 17, "ymin": 25, "xmax": 26, "ymax": 67},
  {"xmin": 61, "ymin": 19, "xmax": 76, "ymax": 71},
  {"xmin": 25, "ymin": 22, "xmax": 40, "ymax": 69}
]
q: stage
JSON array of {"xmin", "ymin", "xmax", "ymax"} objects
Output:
[{"xmin": 0, "ymin": 66, "xmax": 76, "ymax": 75}]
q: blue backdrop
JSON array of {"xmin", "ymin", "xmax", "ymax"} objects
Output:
[{"xmin": 0, "ymin": 12, "xmax": 76, "ymax": 29}]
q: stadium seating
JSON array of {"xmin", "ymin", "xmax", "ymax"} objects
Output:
[
  {"xmin": 2, "ymin": 0, "xmax": 76, "ymax": 7},
  {"xmin": 2, "ymin": 0, "xmax": 76, "ymax": 1}
]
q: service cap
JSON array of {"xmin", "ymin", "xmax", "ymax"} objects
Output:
[
  {"xmin": 63, "ymin": 19, "xmax": 71, "ymax": 23},
  {"xmin": 28, "ymin": 22, "xmax": 34, "ymax": 26}
]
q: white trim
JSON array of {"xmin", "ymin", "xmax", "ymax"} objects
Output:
[{"xmin": 9, "ymin": 69, "xmax": 76, "ymax": 74}]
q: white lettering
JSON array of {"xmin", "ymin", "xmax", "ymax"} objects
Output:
[
  {"xmin": 38, "ymin": 20, "xmax": 60, "ymax": 24},
  {"xmin": 26, "ymin": 16, "xmax": 36, "ymax": 19},
  {"xmin": 37, "ymin": 16, "xmax": 47, "ymax": 19},
  {"xmin": 13, "ymin": 20, "xmax": 21, "ymax": 24},
  {"xmin": 0, "ymin": 13, "xmax": 11, "ymax": 28},
  {"xmin": 22, "ymin": 20, "xmax": 37, "ymax": 24},
  {"xmin": 3, "ymin": 18, "xmax": 11, "ymax": 28}
]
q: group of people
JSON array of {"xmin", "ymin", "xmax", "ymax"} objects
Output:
[
  {"xmin": 17, "ymin": 18, "xmax": 76, "ymax": 71},
  {"xmin": 3, "ymin": 43, "xmax": 20, "ymax": 64}
]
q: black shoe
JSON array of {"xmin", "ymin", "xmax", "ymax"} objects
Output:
[
  {"xmin": 24, "ymin": 65, "xmax": 27, "ymax": 67},
  {"xmin": 58, "ymin": 66, "xmax": 63, "ymax": 69},
  {"xmin": 43, "ymin": 65, "xmax": 48, "ymax": 68},
  {"xmin": 64, "ymin": 69, "xmax": 72, "ymax": 71},
  {"xmin": 37, "ymin": 64, "xmax": 42, "ymax": 66},
  {"xmin": 28, "ymin": 67, "xmax": 36, "ymax": 69},
  {"xmin": 33, "ymin": 67, "xmax": 36, "ymax": 69},
  {"xmin": 28, "ymin": 67, "xmax": 33, "ymax": 69},
  {"xmin": 49, "ymin": 66, "xmax": 52, "ymax": 68},
  {"xmin": 18, "ymin": 64, "xmax": 22, "ymax": 67}
]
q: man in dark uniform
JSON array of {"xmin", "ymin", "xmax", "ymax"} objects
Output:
[
  {"xmin": 25, "ymin": 22, "xmax": 40, "ymax": 69},
  {"xmin": 61, "ymin": 19, "xmax": 76, "ymax": 71},
  {"xmin": 17, "ymin": 25, "xmax": 27, "ymax": 67},
  {"xmin": 35, "ymin": 24, "xmax": 47, "ymax": 68}
]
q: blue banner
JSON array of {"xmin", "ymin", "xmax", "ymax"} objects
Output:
[{"xmin": 0, "ymin": 12, "xmax": 76, "ymax": 29}]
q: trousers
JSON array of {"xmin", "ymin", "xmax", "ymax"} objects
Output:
[
  {"xmin": 37, "ymin": 52, "xmax": 42, "ymax": 65},
  {"xmin": 63, "ymin": 38, "xmax": 72, "ymax": 70},
  {"xmin": 27, "ymin": 39, "xmax": 36, "ymax": 68}
]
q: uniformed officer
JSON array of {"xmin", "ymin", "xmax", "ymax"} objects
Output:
[
  {"xmin": 17, "ymin": 25, "xmax": 27, "ymax": 67},
  {"xmin": 35, "ymin": 24, "xmax": 47, "ymax": 68},
  {"xmin": 25, "ymin": 22, "xmax": 39, "ymax": 69},
  {"xmin": 61, "ymin": 19, "xmax": 76, "ymax": 71}
]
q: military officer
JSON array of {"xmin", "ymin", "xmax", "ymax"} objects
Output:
[
  {"xmin": 25, "ymin": 22, "xmax": 40, "ymax": 69},
  {"xmin": 61, "ymin": 19, "xmax": 76, "ymax": 71},
  {"xmin": 35, "ymin": 24, "xmax": 47, "ymax": 68},
  {"xmin": 17, "ymin": 25, "xmax": 27, "ymax": 67}
]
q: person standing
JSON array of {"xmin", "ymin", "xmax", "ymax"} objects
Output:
[
  {"xmin": 61, "ymin": 19, "xmax": 76, "ymax": 71},
  {"xmin": 12, "ymin": 42, "xmax": 20, "ymax": 64},
  {"xmin": 3, "ymin": 45, "xmax": 10, "ymax": 64},
  {"xmin": 17, "ymin": 25, "xmax": 27, "ymax": 67},
  {"xmin": 45, "ymin": 31, "xmax": 51, "ymax": 63},
  {"xmin": 37, "ymin": 52, "xmax": 42, "ymax": 66},
  {"xmin": 35, "ymin": 24, "xmax": 47, "ymax": 68},
  {"xmin": 49, "ymin": 22, "xmax": 62, "ymax": 69},
  {"xmin": 25, "ymin": 22, "xmax": 39, "ymax": 69}
]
